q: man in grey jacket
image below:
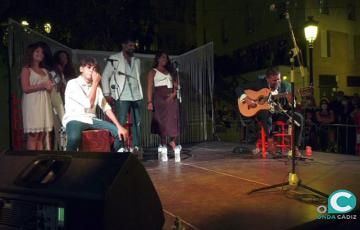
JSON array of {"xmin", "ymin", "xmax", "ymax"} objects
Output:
[{"xmin": 102, "ymin": 37, "xmax": 143, "ymax": 153}]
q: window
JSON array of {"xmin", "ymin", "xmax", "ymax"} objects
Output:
[
  {"xmin": 319, "ymin": 74, "xmax": 337, "ymax": 87},
  {"xmin": 347, "ymin": 76, "xmax": 360, "ymax": 87},
  {"xmin": 319, "ymin": 0, "xmax": 329, "ymax": 15},
  {"xmin": 347, "ymin": 4, "xmax": 356, "ymax": 21},
  {"xmin": 355, "ymin": 35, "xmax": 360, "ymax": 59}
]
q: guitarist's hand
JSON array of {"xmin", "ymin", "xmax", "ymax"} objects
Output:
[
  {"xmin": 245, "ymin": 97, "xmax": 257, "ymax": 108},
  {"xmin": 285, "ymin": 93, "xmax": 293, "ymax": 104}
]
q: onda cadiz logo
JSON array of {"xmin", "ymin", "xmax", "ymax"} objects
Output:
[{"xmin": 317, "ymin": 189, "xmax": 357, "ymax": 220}]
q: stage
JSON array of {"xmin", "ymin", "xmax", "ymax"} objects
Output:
[{"xmin": 142, "ymin": 142, "xmax": 360, "ymax": 230}]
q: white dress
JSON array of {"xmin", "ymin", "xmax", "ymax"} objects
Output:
[{"xmin": 22, "ymin": 68, "xmax": 54, "ymax": 133}]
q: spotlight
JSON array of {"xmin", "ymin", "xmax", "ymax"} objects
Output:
[
  {"xmin": 44, "ymin": 22, "xmax": 52, "ymax": 34},
  {"xmin": 21, "ymin": 20, "xmax": 29, "ymax": 26}
]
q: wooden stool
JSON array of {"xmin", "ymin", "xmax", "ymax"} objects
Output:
[{"xmin": 80, "ymin": 129, "xmax": 114, "ymax": 152}]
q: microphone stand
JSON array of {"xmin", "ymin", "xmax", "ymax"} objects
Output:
[
  {"xmin": 108, "ymin": 59, "xmax": 121, "ymax": 100},
  {"xmin": 175, "ymin": 65, "xmax": 182, "ymax": 103},
  {"xmin": 174, "ymin": 62, "xmax": 182, "ymax": 149},
  {"xmin": 248, "ymin": 10, "xmax": 328, "ymax": 198}
]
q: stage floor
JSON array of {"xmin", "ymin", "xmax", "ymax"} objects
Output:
[{"xmin": 142, "ymin": 142, "xmax": 360, "ymax": 230}]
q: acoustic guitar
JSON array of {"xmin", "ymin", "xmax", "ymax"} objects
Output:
[{"xmin": 238, "ymin": 88, "xmax": 291, "ymax": 117}]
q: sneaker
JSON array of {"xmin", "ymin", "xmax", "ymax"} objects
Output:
[
  {"xmin": 161, "ymin": 146, "xmax": 168, "ymax": 162},
  {"xmin": 174, "ymin": 145, "xmax": 181, "ymax": 162},
  {"xmin": 117, "ymin": 147, "xmax": 126, "ymax": 153},
  {"xmin": 130, "ymin": 146, "xmax": 141, "ymax": 153}
]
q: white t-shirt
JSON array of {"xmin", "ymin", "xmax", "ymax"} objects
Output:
[{"xmin": 62, "ymin": 76, "xmax": 111, "ymax": 127}]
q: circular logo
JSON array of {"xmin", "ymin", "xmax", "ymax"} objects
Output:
[
  {"xmin": 317, "ymin": 205, "xmax": 327, "ymax": 214},
  {"xmin": 328, "ymin": 189, "xmax": 356, "ymax": 214}
]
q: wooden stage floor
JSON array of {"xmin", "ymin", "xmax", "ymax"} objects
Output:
[{"xmin": 142, "ymin": 142, "xmax": 360, "ymax": 230}]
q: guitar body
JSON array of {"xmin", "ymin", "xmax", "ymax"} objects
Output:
[{"xmin": 238, "ymin": 88, "xmax": 272, "ymax": 117}]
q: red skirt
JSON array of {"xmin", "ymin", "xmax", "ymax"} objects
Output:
[{"xmin": 151, "ymin": 86, "xmax": 180, "ymax": 137}]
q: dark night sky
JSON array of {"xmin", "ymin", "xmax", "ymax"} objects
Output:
[{"xmin": 1, "ymin": 0, "xmax": 156, "ymax": 50}]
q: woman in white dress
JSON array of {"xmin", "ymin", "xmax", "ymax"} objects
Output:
[{"xmin": 21, "ymin": 42, "xmax": 54, "ymax": 150}]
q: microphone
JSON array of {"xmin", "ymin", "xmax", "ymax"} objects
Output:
[
  {"xmin": 104, "ymin": 58, "xmax": 118, "ymax": 63},
  {"xmin": 49, "ymin": 71, "xmax": 61, "ymax": 84},
  {"xmin": 173, "ymin": 61, "xmax": 179, "ymax": 72}
]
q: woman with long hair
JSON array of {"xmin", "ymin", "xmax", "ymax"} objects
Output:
[
  {"xmin": 21, "ymin": 42, "xmax": 54, "ymax": 150},
  {"xmin": 53, "ymin": 50, "xmax": 76, "ymax": 100},
  {"xmin": 147, "ymin": 51, "xmax": 181, "ymax": 162}
]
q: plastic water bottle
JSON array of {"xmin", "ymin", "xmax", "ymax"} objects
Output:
[{"xmin": 59, "ymin": 127, "xmax": 66, "ymax": 151}]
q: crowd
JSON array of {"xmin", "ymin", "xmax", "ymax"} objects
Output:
[{"xmin": 301, "ymin": 91, "xmax": 360, "ymax": 154}]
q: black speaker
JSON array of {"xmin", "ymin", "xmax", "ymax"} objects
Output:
[{"xmin": 0, "ymin": 151, "xmax": 164, "ymax": 230}]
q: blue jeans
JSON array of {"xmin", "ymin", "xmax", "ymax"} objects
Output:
[
  {"xmin": 115, "ymin": 100, "xmax": 142, "ymax": 147},
  {"xmin": 66, "ymin": 118, "xmax": 122, "ymax": 151}
]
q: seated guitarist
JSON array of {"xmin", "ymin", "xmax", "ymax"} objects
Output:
[{"xmin": 235, "ymin": 67, "xmax": 304, "ymax": 156}]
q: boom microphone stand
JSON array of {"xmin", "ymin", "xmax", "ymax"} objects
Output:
[
  {"xmin": 174, "ymin": 61, "xmax": 182, "ymax": 103},
  {"xmin": 174, "ymin": 61, "xmax": 182, "ymax": 150},
  {"xmin": 248, "ymin": 10, "xmax": 328, "ymax": 198}
]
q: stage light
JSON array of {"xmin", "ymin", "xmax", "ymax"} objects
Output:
[
  {"xmin": 21, "ymin": 20, "xmax": 29, "ymax": 26},
  {"xmin": 304, "ymin": 16, "xmax": 318, "ymax": 44},
  {"xmin": 283, "ymin": 75, "xmax": 288, "ymax": 81},
  {"xmin": 304, "ymin": 16, "xmax": 319, "ymax": 86},
  {"xmin": 44, "ymin": 22, "xmax": 52, "ymax": 34}
]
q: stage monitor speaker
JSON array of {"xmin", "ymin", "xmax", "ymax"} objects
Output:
[{"xmin": 0, "ymin": 150, "xmax": 164, "ymax": 230}]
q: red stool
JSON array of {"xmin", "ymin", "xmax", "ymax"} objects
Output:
[
  {"xmin": 256, "ymin": 124, "xmax": 267, "ymax": 158},
  {"xmin": 80, "ymin": 129, "xmax": 114, "ymax": 152},
  {"xmin": 256, "ymin": 120, "xmax": 292, "ymax": 158},
  {"xmin": 272, "ymin": 120, "xmax": 292, "ymax": 153}
]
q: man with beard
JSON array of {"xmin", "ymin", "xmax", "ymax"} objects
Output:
[
  {"xmin": 102, "ymin": 37, "xmax": 144, "ymax": 154},
  {"xmin": 236, "ymin": 67, "xmax": 304, "ymax": 156}
]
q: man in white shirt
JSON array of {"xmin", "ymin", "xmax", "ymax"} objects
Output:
[
  {"xmin": 102, "ymin": 37, "xmax": 143, "ymax": 153},
  {"xmin": 63, "ymin": 57, "xmax": 128, "ymax": 151}
]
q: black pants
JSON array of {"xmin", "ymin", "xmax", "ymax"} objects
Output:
[{"xmin": 256, "ymin": 110, "xmax": 304, "ymax": 147}]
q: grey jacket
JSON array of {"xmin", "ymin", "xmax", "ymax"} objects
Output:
[{"xmin": 101, "ymin": 51, "xmax": 143, "ymax": 100}]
